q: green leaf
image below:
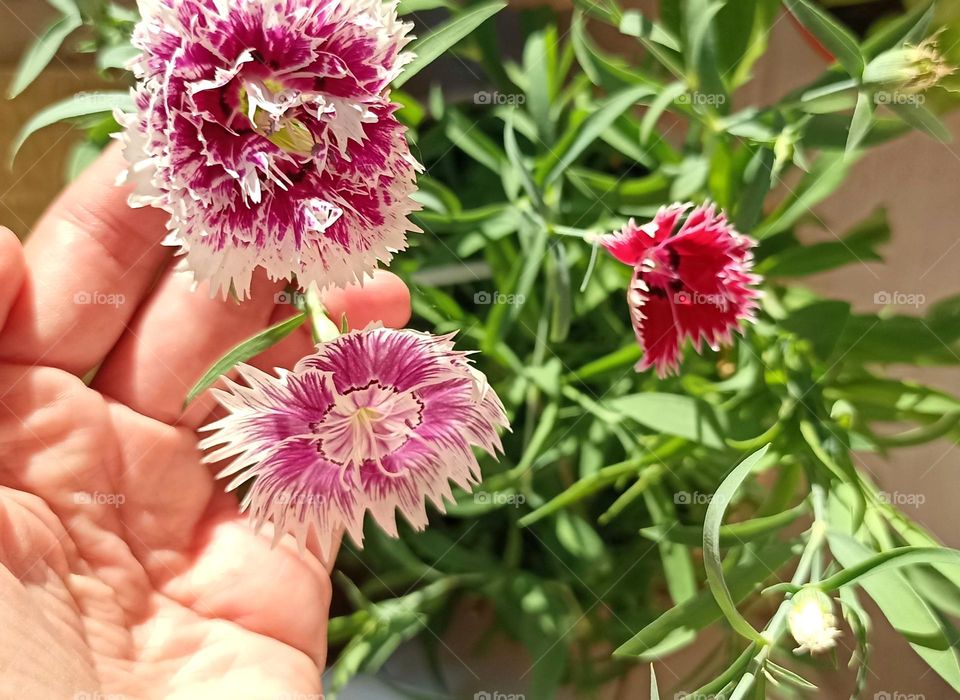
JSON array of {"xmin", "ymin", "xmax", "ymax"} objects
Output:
[
  {"xmin": 618, "ymin": 11, "xmax": 680, "ymax": 51},
  {"xmin": 684, "ymin": 0, "xmax": 727, "ymax": 103},
  {"xmin": 645, "ymin": 486, "xmax": 697, "ymax": 606},
  {"xmin": 650, "ymin": 666, "xmax": 660, "ymax": 700},
  {"xmin": 618, "ymin": 10, "xmax": 684, "ymax": 77},
  {"xmin": 760, "ymin": 208, "xmax": 890, "ymax": 278},
  {"xmin": 640, "ymin": 503, "xmax": 806, "ymax": 547},
  {"xmin": 817, "ymin": 546, "xmax": 960, "ymax": 592},
  {"xmin": 398, "ymin": 0, "xmax": 454, "ymax": 13},
  {"xmin": 829, "ymin": 377, "xmax": 960, "ymax": 420},
  {"xmin": 783, "ymin": 0, "xmax": 864, "ymax": 77},
  {"xmin": 185, "ymin": 313, "xmax": 307, "ymax": 405},
  {"xmin": 828, "ymin": 533, "xmax": 960, "ymax": 692},
  {"xmin": 888, "ymin": 102, "xmax": 952, "ymax": 144},
  {"xmin": 572, "ymin": 10, "xmax": 655, "ymax": 90},
  {"xmin": 7, "ymin": 13, "xmax": 83, "ymax": 99},
  {"xmin": 639, "ymin": 81, "xmax": 687, "ymax": 145},
  {"xmin": 716, "ymin": 0, "xmax": 780, "ymax": 86},
  {"xmin": 614, "ymin": 540, "xmax": 799, "ymax": 659},
  {"xmin": 799, "ymin": 419, "xmax": 865, "ymax": 527},
  {"xmin": 702, "ymin": 445, "xmax": 771, "ymax": 645},
  {"xmin": 503, "ymin": 116, "xmax": 543, "ymax": 211},
  {"xmin": 846, "ymin": 91, "xmax": 874, "ymax": 155},
  {"xmin": 45, "ymin": 0, "xmax": 80, "ymax": 17},
  {"xmin": 394, "ymin": 1, "xmax": 506, "ymax": 88},
  {"xmin": 781, "ymin": 300, "xmax": 851, "ymax": 360},
  {"xmin": 835, "ymin": 311, "xmax": 960, "ymax": 366},
  {"xmin": 10, "ymin": 91, "xmax": 134, "ymax": 164},
  {"xmin": 754, "ymin": 152, "xmax": 852, "ymax": 238},
  {"xmin": 765, "ymin": 662, "xmax": 817, "ymax": 690},
  {"xmin": 65, "ymin": 139, "xmax": 102, "ymax": 181},
  {"xmin": 519, "ymin": 459, "xmax": 665, "ymax": 527},
  {"xmin": 736, "ymin": 146, "xmax": 774, "ymax": 231},
  {"xmin": 96, "ymin": 43, "xmax": 139, "ymax": 72},
  {"xmin": 522, "ymin": 27, "xmax": 557, "ymax": 144},
  {"xmin": 566, "ymin": 168, "xmax": 670, "ymax": 210},
  {"xmin": 606, "ymin": 393, "xmax": 728, "ymax": 450},
  {"xmin": 862, "ymin": 0, "xmax": 934, "ymax": 60},
  {"xmin": 541, "ymin": 84, "xmax": 653, "ymax": 187}
]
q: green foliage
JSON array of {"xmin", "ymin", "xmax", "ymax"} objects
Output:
[{"xmin": 11, "ymin": 0, "xmax": 960, "ymax": 697}]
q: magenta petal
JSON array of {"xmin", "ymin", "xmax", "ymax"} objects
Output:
[
  {"xmin": 605, "ymin": 202, "xmax": 761, "ymax": 376},
  {"xmin": 199, "ymin": 328, "xmax": 509, "ymax": 556},
  {"xmin": 120, "ymin": 0, "xmax": 421, "ymax": 298},
  {"xmin": 629, "ymin": 277, "xmax": 683, "ymax": 378}
]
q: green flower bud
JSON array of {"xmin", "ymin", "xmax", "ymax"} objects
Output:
[
  {"xmin": 864, "ymin": 35, "xmax": 955, "ymax": 95},
  {"xmin": 788, "ymin": 587, "xmax": 842, "ymax": 655}
]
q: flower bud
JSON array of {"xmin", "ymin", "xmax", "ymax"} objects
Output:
[
  {"xmin": 788, "ymin": 587, "xmax": 842, "ymax": 655},
  {"xmin": 864, "ymin": 35, "xmax": 955, "ymax": 94}
]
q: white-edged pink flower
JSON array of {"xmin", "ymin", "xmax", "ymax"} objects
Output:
[
  {"xmin": 599, "ymin": 202, "xmax": 761, "ymax": 377},
  {"xmin": 200, "ymin": 327, "xmax": 509, "ymax": 556},
  {"xmin": 119, "ymin": 0, "xmax": 421, "ymax": 298}
]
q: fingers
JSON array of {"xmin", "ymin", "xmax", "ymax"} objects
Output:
[
  {"xmin": 243, "ymin": 270, "xmax": 412, "ymax": 374},
  {"xmin": 0, "ymin": 145, "xmax": 171, "ymax": 375},
  {"xmin": 92, "ymin": 267, "xmax": 283, "ymax": 425},
  {"xmin": 0, "ymin": 229, "xmax": 26, "ymax": 331},
  {"xmin": 195, "ymin": 271, "xmax": 411, "ymax": 432},
  {"xmin": 252, "ymin": 270, "xmax": 412, "ymax": 372},
  {"xmin": 95, "ymin": 269, "xmax": 410, "ymax": 429},
  {"xmin": 320, "ymin": 271, "xmax": 411, "ymax": 330}
]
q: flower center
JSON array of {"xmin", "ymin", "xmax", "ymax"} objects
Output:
[
  {"xmin": 238, "ymin": 78, "xmax": 318, "ymax": 157},
  {"xmin": 641, "ymin": 244, "xmax": 681, "ymax": 290},
  {"xmin": 312, "ymin": 382, "xmax": 424, "ymax": 474}
]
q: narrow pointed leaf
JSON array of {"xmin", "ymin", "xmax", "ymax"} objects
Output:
[
  {"xmin": 7, "ymin": 14, "xmax": 83, "ymax": 99},
  {"xmin": 394, "ymin": 2, "xmax": 506, "ymax": 88},
  {"xmin": 185, "ymin": 313, "xmax": 307, "ymax": 405},
  {"xmin": 11, "ymin": 91, "xmax": 134, "ymax": 163},
  {"xmin": 784, "ymin": 0, "xmax": 864, "ymax": 77},
  {"xmin": 702, "ymin": 445, "xmax": 771, "ymax": 645}
]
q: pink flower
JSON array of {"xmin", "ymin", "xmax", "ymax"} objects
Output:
[
  {"xmin": 599, "ymin": 203, "xmax": 760, "ymax": 377},
  {"xmin": 200, "ymin": 328, "xmax": 509, "ymax": 555},
  {"xmin": 118, "ymin": 0, "xmax": 421, "ymax": 298}
]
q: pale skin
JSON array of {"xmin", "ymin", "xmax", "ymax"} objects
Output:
[{"xmin": 0, "ymin": 146, "xmax": 412, "ymax": 698}]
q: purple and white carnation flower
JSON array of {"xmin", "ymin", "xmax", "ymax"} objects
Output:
[
  {"xmin": 119, "ymin": 0, "xmax": 421, "ymax": 298},
  {"xmin": 200, "ymin": 327, "xmax": 509, "ymax": 555}
]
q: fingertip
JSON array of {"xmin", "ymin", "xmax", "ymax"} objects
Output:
[
  {"xmin": 322, "ymin": 270, "xmax": 411, "ymax": 330},
  {"xmin": 0, "ymin": 227, "xmax": 26, "ymax": 331}
]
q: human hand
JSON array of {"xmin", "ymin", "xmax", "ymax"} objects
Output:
[{"xmin": 0, "ymin": 146, "xmax": 410, "ymax": 699}]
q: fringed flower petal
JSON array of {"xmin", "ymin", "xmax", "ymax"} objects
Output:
[
  {"xmin": 200, "ymin": 328, "xmax": 509, "ymax": 557},
  {"xmin": 605, "ymin": 202, "xmax": 761, "ymax": 376},
  {"xmin": 120, "ymin": 0, "xmax": 421, "ymax": 298}
]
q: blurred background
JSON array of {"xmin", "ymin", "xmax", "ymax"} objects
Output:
[{"xmin": 2, "ymin": 0, "xmax": 959, "ymax": 697}]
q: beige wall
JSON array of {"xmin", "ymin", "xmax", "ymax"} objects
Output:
[{"xmin": 1, "ymin": 2, "xmax": 958, "ymax": 698}]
